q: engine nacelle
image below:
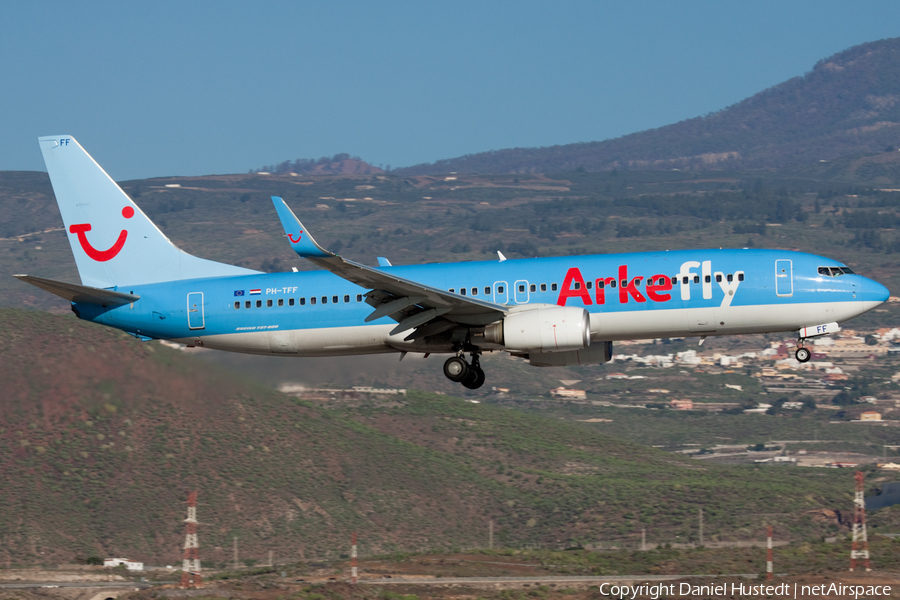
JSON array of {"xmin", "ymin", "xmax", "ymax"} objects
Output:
[
  {"xmin": 484, "ymin": 306, "xmax": 590, "ymax": 352},
  {"xmin": 528, "ymin": 342, "xmax": 613, "ymax": 367}
]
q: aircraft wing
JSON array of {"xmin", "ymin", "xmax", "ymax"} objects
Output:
[{"xmin": 271, "ymin": 197, "xmax": 507, "ymax": 339}]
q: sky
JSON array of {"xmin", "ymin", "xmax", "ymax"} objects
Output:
[{"xmin": 2, "ymin": 1, "xmax": 899, "ymax": 181}]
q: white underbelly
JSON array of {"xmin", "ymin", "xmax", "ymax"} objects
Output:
[{"xmin": 173, "ymin": 324, "xmax": 397, "ymax": 357}]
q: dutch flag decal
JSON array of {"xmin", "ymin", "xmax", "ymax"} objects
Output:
[{"xmin": 250, "ymin": 289, "xmax": 261, "ymax": 295}]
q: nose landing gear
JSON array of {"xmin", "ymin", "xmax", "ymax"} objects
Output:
[
  {"xmin": 795, "ymin": 343, "xmax": 811, "ymax": 363},
  {"xmin": 443, "ymin": 352, "xmax": 486, "ymax": 389}
]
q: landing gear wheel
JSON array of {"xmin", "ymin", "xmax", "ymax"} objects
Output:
[
  {"xmin": 443, "ymin": 356, "xmax": 469, "ymax": 382},
  {"xmin": 795, "ymin": 347, "xmax": 811, "ymax": 363},
  {"xmin": 461, "ymin": 365, "xmax": 486, "ymax": 389}
]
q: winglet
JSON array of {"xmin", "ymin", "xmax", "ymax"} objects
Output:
[{"xmin": 271, "ymin": 197, "xmax": 331, "ymax": 258}]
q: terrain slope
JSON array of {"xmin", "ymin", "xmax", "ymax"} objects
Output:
[
  {"xmin": 0, "ymin": 309, "xmax": 862, "ymax": 566},
  {"xmin": 397, "ymin": 38, "xmax": 900, "ymax": 174}
]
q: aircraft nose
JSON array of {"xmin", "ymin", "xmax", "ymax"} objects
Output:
[{"xmin": 860, "ymin": 277, "xmax": 890, "ymax": 305}]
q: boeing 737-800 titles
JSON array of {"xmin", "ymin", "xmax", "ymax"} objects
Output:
[{"xmin": 16, "ymin": 136, "xmax": 890, "ymax": 389}]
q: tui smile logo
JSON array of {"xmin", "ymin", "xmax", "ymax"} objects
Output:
[
  {"xmin": 288, "ymin": 230, "xmax": 303, "ymax": 243},
  {"xmin": 69, "ymin": 206, "xmax": 134, "ymax": 262}
]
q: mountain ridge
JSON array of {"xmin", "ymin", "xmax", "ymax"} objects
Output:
[{"xmin": 395, "ymin": 38, "xmax": 900, "ymax": 175}]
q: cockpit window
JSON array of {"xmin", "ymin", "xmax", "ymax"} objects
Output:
[{"xmin": 818, "ymin": 266, "xmax": 854, "ymax": 277}]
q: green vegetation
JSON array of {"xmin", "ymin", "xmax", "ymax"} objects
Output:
[{"xmin": 0, "ymin": 309, "xmax": 892, "ymax": 567}]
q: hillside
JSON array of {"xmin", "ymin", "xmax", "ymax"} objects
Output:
[
  {"xmin": 0, "ymin": 309, "xmax": 866, "ymax": 566},
  {"xmin": 396, "ymin": 38, "xmax": 900, "ymax": 174}
]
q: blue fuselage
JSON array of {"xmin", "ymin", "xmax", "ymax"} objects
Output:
[{"xmin": 74, "ymin": 248, "xmax": 888, "ymax": 355}]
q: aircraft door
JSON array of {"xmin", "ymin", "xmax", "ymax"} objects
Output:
[
  {"xmin": 775, "ymin": 259, "xmax": 793, "ymax": 297},
  {"xmin": 493, "ymin": 281, "xmax": 508, "ymax": 304},
  {"xmin": 514, "ymin": 280, "xmax": 530, "ymax": 304},
  {"xmin": 187, "ymin": 292, "xmax": 205, "ymax": 329}
]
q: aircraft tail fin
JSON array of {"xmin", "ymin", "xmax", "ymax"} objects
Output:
[{"xmin": 38, "ymin": 136, "xmax": 258, "ymax": 288}]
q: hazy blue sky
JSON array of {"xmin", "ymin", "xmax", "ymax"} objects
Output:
[{"xmin": 2, "ymin": 1, "xmax": 899, "ymax": 180}]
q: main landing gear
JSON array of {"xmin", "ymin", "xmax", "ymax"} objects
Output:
[
  {"xmin": 443, "ymin": 352, "xmax": 486, "ymax": 389},
  {"xmin": 795, "ymin": 342, "xmax": 811, "ymax": 363}
]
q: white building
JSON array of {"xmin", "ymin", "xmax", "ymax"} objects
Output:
[
  {"xmin": 104, "ymin": 558, "xmax": 144, "ymax": 571},
  {"xmin": 551, "ymin": 387, "xmax": 586, "ymax": 399}
]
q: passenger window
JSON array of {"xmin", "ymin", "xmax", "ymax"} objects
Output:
[
  {"xmin": 471, "ymin": 287, "xmax": 478, "ymax": 296},
  {"xmin": 738, "ymin": 273, "xmax": 745, "ymax": 281},
  {"xmin": 484, "ymin": 286, "xmax": 490, "ymax": 295},
  {"xmin": 693, "ymin": 276, "xmax": 700, "ymax": 284},
  {"xmin": 332, "ymin": 295, "xmax": 338, "ymax": 303},
  {"xmin": 310, "ymin": 297, "xmax": 316, "ymax": 305},
  {"xmin": 278, "ymin": 298, "xmax": 284, "ymax": 307},
  {"xmin": 573, "ymin": 282, "xmax": 580, "ymax": 290},
  {"xmin": 704, "ymin": 275, "xmax": 711, "ymax": 283},
  {"xmin": 551, "ymin": 283, "xmax": 558, "ymax": 291},
  {"xmin": 460, "ymin": 288, "xmax": 467, "ymax": 296},
  {"xmin": 597, "ymin": 280, "xmax": 605, "ymax": 289},
  {"xmin": 610, "ymin": 280, "xmax": 617, "ymax": 288},
  {"xmin": 586, "ymin": 281, "xmax": 592, "ymax": 289},
  {"xmin": 682, "ymin": 276, "xmax": 689, "ymax": 284},
  {"xmin": 449, "ymin": 288, "xmax": 455, "ymax": 293},
  {"xmin": 234, "ymin": 301, "xmax": 240, "ymax": 309},
  {"xmin": 322, "ymin": 296, "xmax": 328, "ymax": 304},
  {"xmin": 356, "ymin": 294, "xmax": 363, "ymax": 301},
  {"xmin": 671, "ymin": 276, "xmax": 677, "ymax": 285},
  {"xmin": 498, "ymin": 286, "xmax": 504, "ymax": 294},
  {"xmin": 715, "ymin": 274, "xmax": 722, "ymax": 283},
  {"xmin": 245, "ymin": 300, "xmax": 251, "ymax": 309},
  {"xmin": 726, "ymin": 274, "xmax": 733, "ymax": 283},
  {"xmin": 256, "ymin": 300, "xmax": 262, "ymax": 308},
  {"xmin": 267, "ymin": 299, "xmax": 273, "ymax": 307},
  {"xmin": 344, "ymin": 294, "xmax": 350, "ymax": 303},
  {"xmin": 635, "ymin": 278, "xmax": 642, "ymax": 287},
  {"xmin": 300, "ymin": 297, "xmax": 306, "ymax": 305},
  {"xmin": 620, "ymin": 279, "xmax": 627, "ymax": 287},
  {"xmin": 518, "ymin": 284, "xmax": 525, "ymax": 293},
  {"xmin": 289, "ymin": 298, "xmax": 295, "ymax": 306},
  {"xmin": 530, "ymin": 284, "xmax": 536, "ymax": 292},
  {"xmin": 540, "ymin": 283, "xmax": 547, "ymax": 292}
]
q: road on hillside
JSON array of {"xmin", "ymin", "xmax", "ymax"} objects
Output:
[
  {"xmin": 360, "ymin": 574, "xmax": 759, "ymax": 587},
  {"xmin": 0, "ymin": 583, "xmax": 152, "ymax": 589}
]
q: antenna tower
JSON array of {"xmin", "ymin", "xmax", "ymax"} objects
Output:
[
  {"xmin": 850, "ymin": 471, "xmax": 871, "ymax": 572},
  {"xmin": 181, "ymin": 490, "xmax": 202, "ymax": 588}
]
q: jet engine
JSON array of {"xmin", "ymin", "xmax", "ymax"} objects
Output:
[{"xmin": 484, "ymin": 306, "xmax": 590, "ymax": 352}]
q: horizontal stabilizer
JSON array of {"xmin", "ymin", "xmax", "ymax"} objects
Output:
[{"xmin": 14, "ymin": 275, "xmax": 139, "ymax": 306}]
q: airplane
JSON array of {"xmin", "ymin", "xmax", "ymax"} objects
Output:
[{"xmin": 15, "ymin": 136, "xmax": 890, "ymax": 389}]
